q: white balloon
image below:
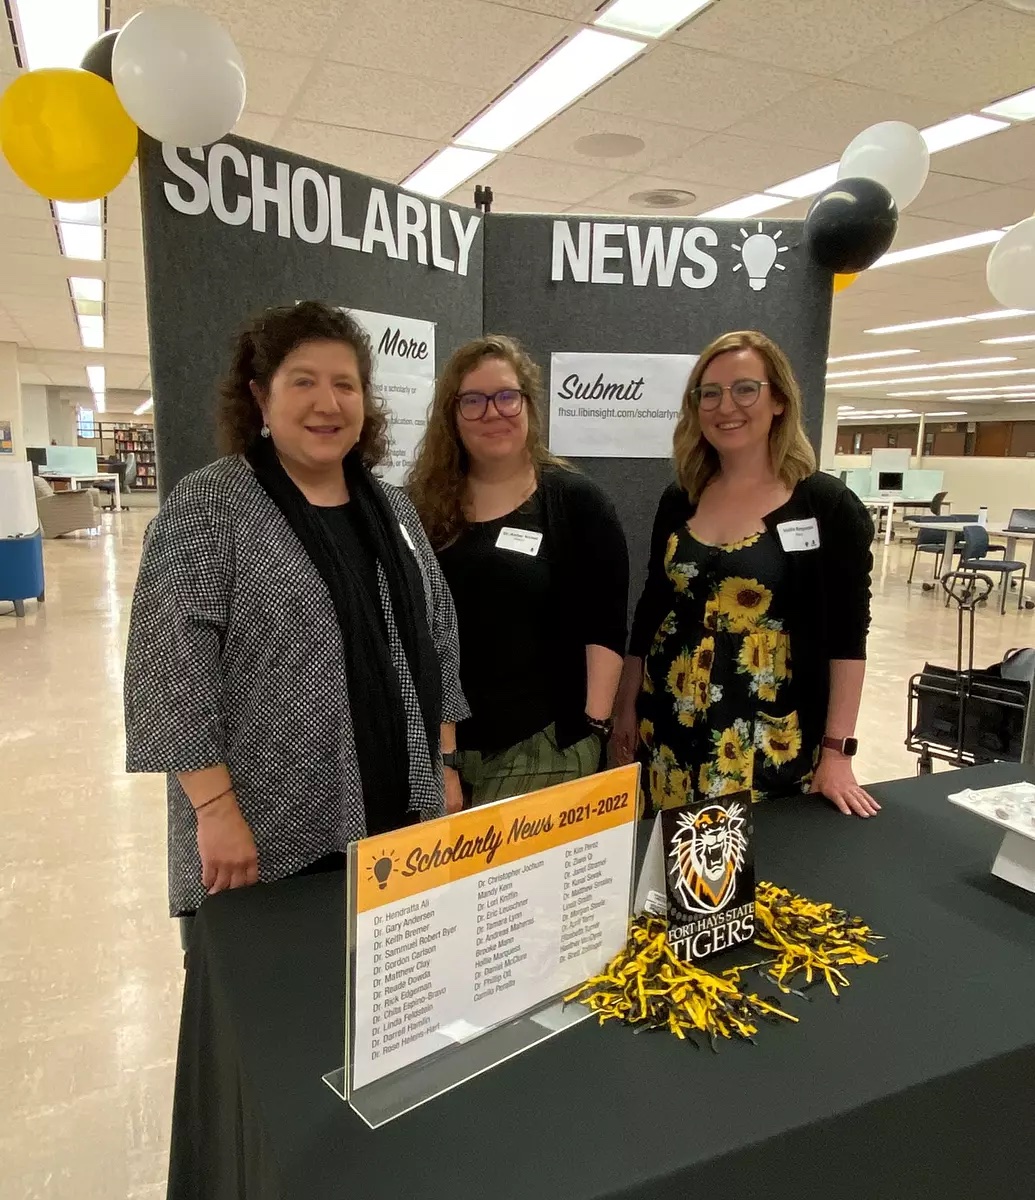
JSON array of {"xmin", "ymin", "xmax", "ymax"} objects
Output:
[
  {"xmin": 112, "ymin": 7, "xmax": 246, "ymax": 147},
  {"xmin": 987, "ymin": 216, "xmax": 1035, "ymax": 310},
  {"xmin": 837, "ymin": 121, "xmax": 930, "ymax": 211}
]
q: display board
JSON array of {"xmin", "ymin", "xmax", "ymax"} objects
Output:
[
  {"xmin": 483, "ymin": 213, "xmax": 833, "ymax": 608},
  {"xmin": 341, "ymin": 765, "xmax": 638, "ymax": 1125},
  {"xmin": 137, "ymin": 136, "xmax": 484, "ymax": 497}
]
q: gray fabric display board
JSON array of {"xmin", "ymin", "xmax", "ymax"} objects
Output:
[
  {"xmin": 482, "ymin": 212, "xmax": 832, "ymax": 605},
  {"xmin": 137, "ymin": 136, "xmax": 485, "ymax": 496}
]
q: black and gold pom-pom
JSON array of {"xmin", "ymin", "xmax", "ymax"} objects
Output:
[{"xmin": 563, "ymin": 916, "xmax": 796, "ymax": 1048}]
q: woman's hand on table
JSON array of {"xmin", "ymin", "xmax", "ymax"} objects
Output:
[
  {"xmin": 196, "ymin": 793, "xmax": 260, "ymax": 892},
  {"xmin": 810, "ymin": 754, "xmax": 881, "ymax": 818},
  {"xmin": 444, "ymin": 767, "xmax": 464, "ymax": 814}
]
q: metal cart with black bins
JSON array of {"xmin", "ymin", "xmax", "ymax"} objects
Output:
[{"xmin": 907, "ymin": 572, "xmax": 1035, "ymax": 775}]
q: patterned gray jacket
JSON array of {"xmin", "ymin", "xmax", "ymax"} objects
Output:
[{"xmin": 124, "ymin": 455, "xmax": 468, "ymax": 915}]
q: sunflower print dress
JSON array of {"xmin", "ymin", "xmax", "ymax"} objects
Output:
[{"xmin": 638, "ymin": 525, "xmax": 814, "ymax": 811}]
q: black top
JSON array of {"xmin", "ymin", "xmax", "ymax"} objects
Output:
[
  {"xmin": 630, "ymin": 472, "xmax": 874, "ymax": 756},
  {"xmin": 438, "ymin": 466, "xmax": 630, "ymax": 753},
  {"xmin": 438, "ymin": 493, "xmax": 553, "ymax": 752},
  {"xmin": 312, "ymin": 502, "xmax": 381, "ymax": 620}
]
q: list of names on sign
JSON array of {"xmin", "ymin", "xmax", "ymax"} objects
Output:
[{"xmin": 349, "ymin": 766, "xmax": 638, "ymax": 1090}]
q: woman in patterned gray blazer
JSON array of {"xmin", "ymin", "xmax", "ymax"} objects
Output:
[{"xmin": 125, "ymin": 302, "xmax": 468, "ymax": 919}]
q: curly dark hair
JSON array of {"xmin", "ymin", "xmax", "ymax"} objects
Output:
[{"xmin": 218, "ymin": 300, "xmax": 389, "ymax": 466}]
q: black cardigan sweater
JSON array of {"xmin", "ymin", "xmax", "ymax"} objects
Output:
[{"xmin": 629, "ymin": 472, "xmax": 874, "ymax": 756}]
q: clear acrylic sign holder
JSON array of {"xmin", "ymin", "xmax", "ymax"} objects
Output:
[{"xmin": 322, "ymin": 764, "xmax": 640, "ymax": 1128}]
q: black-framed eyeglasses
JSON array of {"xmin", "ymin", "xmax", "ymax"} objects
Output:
[
  {"xmin": 691, "ymin": 379, "xmax": 769, "ymax": 411},
  {"xmin": 456, "ymin": 388, "xmax": 527, "ymax": 421}
]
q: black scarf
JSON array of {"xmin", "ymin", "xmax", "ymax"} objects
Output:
[{"xmin": 247, "ymin": 437, "xmax": 441, "ymax": 835}]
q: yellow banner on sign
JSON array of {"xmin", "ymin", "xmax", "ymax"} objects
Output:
[{"xmin": 355, "ymin": 764, "xmax": 639, "ymax": 914}]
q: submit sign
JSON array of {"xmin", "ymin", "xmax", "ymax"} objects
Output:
[{"xmin": 348, "ymin": 765, "xmax": 638, "ymax": 1090}]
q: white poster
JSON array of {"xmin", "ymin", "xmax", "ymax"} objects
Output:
[
  {"xmin": 349, "ymin": 308, "xmax": 436, "ymax": 485},
  {"xmin": 549, "ymin": 352, "xmax": 695, "ymax": 459}
]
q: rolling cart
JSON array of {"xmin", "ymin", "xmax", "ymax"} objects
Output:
[{"xmin": 906, "ymin": 572, "xmax": 1035, "ymax": 775}]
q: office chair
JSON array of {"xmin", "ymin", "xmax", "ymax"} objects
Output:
[
  {"xmin": 949, "ymin": 525, "xmax": 1027, "ymax": 614},
  {"xmin": 908, "ymin": 527, "xmax": 948, "ymax": 584},
  {"xmin": 929, "ymin": 491, "xmax": 948, "ymax": 515}
]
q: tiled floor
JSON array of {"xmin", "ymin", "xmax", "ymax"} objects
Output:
[{"xmin": 1, "ymin": 511, "xmax": 1032, "ymax": 1198}]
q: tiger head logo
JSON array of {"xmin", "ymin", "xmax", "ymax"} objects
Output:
[{"xmin": 668, "ymin": 801, "xmax": 748, "ymax": 914}]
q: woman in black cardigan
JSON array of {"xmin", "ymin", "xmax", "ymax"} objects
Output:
[
  {"xmin": 614, "ymin": 330, "xmax": 879, "ymax": 818},
  {"xmin": 409, "ymin": 335, "xmax": 629, "ymax": 805}
]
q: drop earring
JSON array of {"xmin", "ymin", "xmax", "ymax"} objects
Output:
[{"xmin": 260, "ymin": 424, "xmax": 271, "ymax": 439}]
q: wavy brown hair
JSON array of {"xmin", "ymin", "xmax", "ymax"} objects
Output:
[
  {"xmin": 407, "ymin": 334, "xmax": 565, "ymax": 550},
  {"xmin": 218, "ymin": 300, "xmax": 389, "ymax": 467},
  {"xmin": 672, "ymin": 330, "xmax": 816, "ymax": 500}
]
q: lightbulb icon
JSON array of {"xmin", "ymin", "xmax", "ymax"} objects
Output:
[
  {"xmin": 732, "ymin": 223, "xmax": 788, "ymax": 290},
  {"xmin": 367, "ymin": 850, "xmax": 397, "ymax": 890}
]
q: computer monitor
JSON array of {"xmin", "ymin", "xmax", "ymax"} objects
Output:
[
  {"xmin": 878, "ymin": 471, "xmax": 904, "ymax": 493},
  {"xmin": 26, "ymin": 447, "xmax": 47, "ymax": 476}
]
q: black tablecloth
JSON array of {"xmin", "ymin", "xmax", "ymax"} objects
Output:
[{"xmin": 167, "ymin": 763, "xmax": 1035, "ymax": 1200}]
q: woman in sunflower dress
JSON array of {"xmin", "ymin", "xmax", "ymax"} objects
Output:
[
  {"xmin": 615, "ymin": 331, "xmax": 878, "ymax": 819},
  {"xmin": 640, "ymin": 527, "xmax": 809, "ymax": 808}
]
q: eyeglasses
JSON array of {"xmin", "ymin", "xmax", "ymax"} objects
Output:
[
  {"xmin": 456, "ymin": 388, "xmax": 527, "ymax": 421},
  {"xmin": 691, "ymin": 379, "xmax": 769, "ymax": 411}
]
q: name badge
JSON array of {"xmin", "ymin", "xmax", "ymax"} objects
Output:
[
  {"xmin": 399, "ymin": 523, "xmax": 417, "ymax": 554},
  {"xmin": 776, "ymin": 518, "xmax": 820, "ymax": 553},
  {"xmin": 496, "ymin": 527, "xmax": 543, "ymax": 556}
]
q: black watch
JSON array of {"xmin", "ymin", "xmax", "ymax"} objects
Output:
[{"xmin": 442, "ymin": 751, "xmax": 461, "ymax": 770}]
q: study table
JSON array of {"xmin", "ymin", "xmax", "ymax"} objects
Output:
[
  {"xmin": 860, "ymin": 495, "xmax": 940, "ymax": 545},
  {"xmin": 166, "ymin": 762, "xmax": 1035, "ymax": 1200},
  {"xmin": 38, "ymin": 470, "xmax": 121, "ymax": 510}
]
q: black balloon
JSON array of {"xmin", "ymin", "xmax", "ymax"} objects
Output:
[
  {"xmin": 804, "ymin": 177, "xmax": 898, "ymax": 274},
  {"xmin": 80, "ymin": 29, "xmax": 120, "ymax": 83}
]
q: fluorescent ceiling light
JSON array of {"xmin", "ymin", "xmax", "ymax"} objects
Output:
[
  {"xmin": 981, "ymin": 333, "xmax": 1035, "ymax": 345},
  {"xmin": 402, "ymin": 148, "xmax": 496, "ymax": 199},
  {"xmin": 766, "ymin": 163, "xmax": 838, "ymax": 200},
  {"xmin": 78, "ymin": 314, "xmax": 104, "ymax": 349},
  {"xmin": 55, "ymin": 201, "xmax": 102, "ymax": 226},
  {"xmin": 70, "ymin": 277, "xmax": 103, "ymax": 304},
  {"xmin": 872, "ymin": 229, "xmax": 1005, "ymax": 269},
  {"xmin": 833, "ymin": 367, "xmax": 1035, "ymax": 389},
  {"xmin": 595, "ymin": 0, "xmax": 712, "ymax": 38},
  {"xmin": 13, "ymin": 0, "xmax": 99, "ymax": 70},
  {"xmin": 134, "ymin": 397, "xmax": 154, "ymax": 416},
  {"xmin": 86, "ymin": 365, "xmax": 105, "ymax": 393},
  {"xmin": 1004, "ymin": 397, "xmax": 1035, "ymax": 403},
  {"xmin": 925, "ymin": 411, "xmax": 968, "ymax": 417},
  {"xmin": 827, "ymin": 349, "xmax": 919, "ymax": 364},
  {"xmin": 983, "ymin": 86, "xmax": 1035, "ymax": 123},
  {"xmin": 890, "ymin": 383, "xmax": 1035, "ymax": 396},
  {"xmin": 93, "ymin": 393, "xmax": 106, "ymax": 413},
  {"xmin": 58, "ymin": 223, "xmax": 103, "ymax": 261},
  {"xmin": 455, "ymin": 29, "xmax": 644, "ymax": 152},
  {"xmin": 826, "ymin": 356, "xmax": 1014, "ymax": 380},
  {"xmin": 837, "ymin": 405, "xmax": 855, "ymax": 411},
  {"xmin": 920, "ymin": 113, "xmax": 1009, "ymax": 153},
  {"xmin": 697, "ymin": 193, "xmax": 789, "ymax": 219},
  {"xmin": 866, "ymin": 309, "xmax": 1032, "ymax": 335}
]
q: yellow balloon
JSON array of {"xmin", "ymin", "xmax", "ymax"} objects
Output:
[
  {"xmin": 833, "ymin": 272, "xmax": 860, "ymax": 294},
  {"xmin": 0, "ymin": 68, "xmax": 137, "ymax": 203}
]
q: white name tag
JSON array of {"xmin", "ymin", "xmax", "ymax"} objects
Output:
[
  {"xmin": 496, "ymin": 527, "xmax": 543, "ymax": 556},
  {"xmin": 399, "ymin": 523, "xmax": 417, "ymax": 553},
  {"xmin": 776, "ymin": 518, "xmax": 820, "ymax": 552}
]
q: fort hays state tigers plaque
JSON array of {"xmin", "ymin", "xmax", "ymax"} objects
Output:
[{"xmin": 634, "ymin": 792, "xmax": 755, "ymax": 962}]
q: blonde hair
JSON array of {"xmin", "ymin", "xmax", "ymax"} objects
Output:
[
  {"xmin": 672, "ymin": 330, "xmax": 816, "ymax": 500},
  {"xmin": 407, "ymin": 334, "xmax": 566, "ymax": 550}
]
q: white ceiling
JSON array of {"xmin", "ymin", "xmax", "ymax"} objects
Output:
[{"xmin": 2, "ymin": 0, "xmax": 1035, "ymax": 423}]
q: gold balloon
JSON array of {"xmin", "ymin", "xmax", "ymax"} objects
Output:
[
  {"xmin": 0, "ymin": 68, "xmax": 137, "ymax": 203},
  {"xmin": 833, "ymin": 272, "xmax": 860, "ymax": 294}
]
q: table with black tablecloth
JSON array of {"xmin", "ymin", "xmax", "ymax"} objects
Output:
[{"xmin": 167, "ymin": 763, "xmax": 1035, "ymax": 1200}]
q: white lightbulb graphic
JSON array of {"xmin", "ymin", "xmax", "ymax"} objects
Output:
[{"xmin": 732, "ymin": 223, "xmax": 788, "ymax": 290}]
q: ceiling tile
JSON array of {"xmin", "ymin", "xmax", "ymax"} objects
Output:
[
  {"xmin": 237, "ymin": 47, "xmax": 315, "ymax": 117},
  {"xmin": 675, "ymin": 0, "xmax": 973, "ymax": 75},
  {"xmin": 916, "ymin": 185, "xmax": 1035, "ymax": 228},
  {"xmin": 653, "ymin": 134, "xmax": 831, "ymax": 192},
  {"xmin": 835, "ymin": 4, "xmax": 1035, "ymax": 107},
  {"xmin": 470, "ymin": 154, "xmax": 628, "ymax": 204},
  {"xmin": 294, "ymin": 63, "xmax": 489, "ymax": 141},
  {"xmin": 326, "ymin": 0, "xmax": 567, "ymax": 92},
  {"xmin": 483, "ymin": 0, "xmax": 592, "ymax": 16},
  {"xmin": 578, "ymin": 173, "xmax": 743, "ymax": 216},
  {"xmin": 929, "ymin": 123, "xmax": 1035, "ymax": 186},
  {"xmin": 447, "ymin": 190, "xmax": 556, "ymax": 212},
  {"xmin": 723, "ymin": 81, "xmax": 950, "ymax": 153},
  {"xmin": 514, "ymin": 104, "xmax": 710, "ymax": 174},
  {"xmin": 909, "ymin": 172, "xmax": 998, "ymax": 214},
  {"xmin": 583, "ymin": 43, "xmax": 812, "ymax": 134},
  {"xmin": 278, "ymin": 122, "xmax": 442, "ymax": 181},
  {"xmin": 234, "ymin": 113, "xmax": 282, "ymax": 145}
]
